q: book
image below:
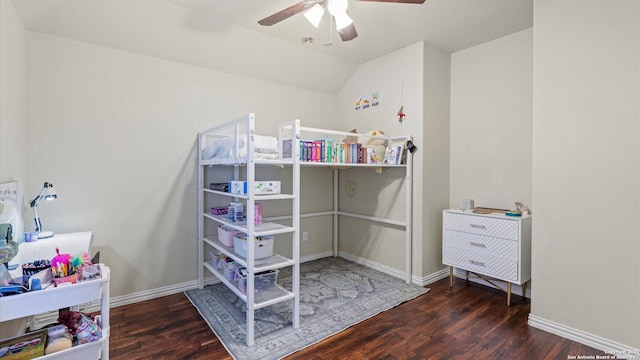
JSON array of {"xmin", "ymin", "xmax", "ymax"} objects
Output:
[
  {"xmin": 387, "ymin": 140, "xmax": 407, "ymax": 165},
  {"xmin": 383, "ymin": 145, "xmax": 403, "ymax": 165}
]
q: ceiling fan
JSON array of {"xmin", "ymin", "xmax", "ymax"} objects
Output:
[{"xmin": 258, "ymin": 0, "xmax": 426, "ymax": 42}]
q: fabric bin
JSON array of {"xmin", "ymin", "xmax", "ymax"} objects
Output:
[
  {"xmin": 233, "ymin": 235, "xmax": 274, "ymax": 259},
  {"xmin": 237, "ymin": 268, "xmax": 279, "ymax": 295}
]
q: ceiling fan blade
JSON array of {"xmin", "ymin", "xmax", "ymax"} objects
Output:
[
  {"xmin": 358, "ymin": 0, "xmax": 425, "ymax": 3},
  {"xmin": 258, "ymin": 0, "xmax": 321, "ymax": 26},
  {"xmin": 338, "ymin": 23, "xmax": 358, "ymax": 41}
]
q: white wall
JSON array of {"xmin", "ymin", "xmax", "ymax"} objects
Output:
[
  {"xmin": 450, "ymin": 28, "xmax": 533, "ymax": 210},
  {"xmin": 336, "ymin": 41, "xmax": 450, "ymax": 280},
  {"xmin": 25, "ymin": 32, "xmax": 337, "ymax": 298},
  {"xmin": 0, "ymin": 1, "xmax": 28, "ymax": 238},
  {"xmin": 337, "ymin": 42, "xmax": 425, "ymax": 276},
  {"xmin": 531, "ymin": 0, "xmax": 639, "ymax": 349},
  {"xmin": 0, "ymin": 0, "xmax": 30, "ymax": 340},
  {"xmin": 421, "ymin": 44, "xmax": 451, "ymax": 277}
]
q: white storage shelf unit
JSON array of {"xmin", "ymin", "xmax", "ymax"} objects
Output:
[
  {"xmin": 198, "ymin": 114, "xmax": 300, "ymax": 347},
  {"xmin": 0, "ymin": 264, "xmax": 110, "ymax": 359}
]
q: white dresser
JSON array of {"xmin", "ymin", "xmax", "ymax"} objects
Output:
[{"xmin": 442, "ymin": 209, "xmax": 531, "ymax": 306}]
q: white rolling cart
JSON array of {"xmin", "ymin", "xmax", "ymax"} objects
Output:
[
  {"xmin": 1, "ymin": 232, "xmax": 109, "ymax": 359},
  {"xmin": 0, "ymin": 265, "xmax": 110, "ymax": 359}
]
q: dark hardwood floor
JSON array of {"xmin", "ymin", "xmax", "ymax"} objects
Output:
[{"xmin": 109, "ymin": 277, "xmax": 605, "ymax": 359}]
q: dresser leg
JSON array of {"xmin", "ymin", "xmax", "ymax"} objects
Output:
[
  {"xmin": 465, "ymin": 270, "xmax": 469, "ymax": 284},
  {"xmin": 507, "ymin": 282, "xmax": 512, "ymax": 307},
  {"xmin": 522, "ymin": 281, "xmax": 528, "ymax": 301},
  {"xmin": 449, "ymin": 267, "xmax": 453, "ymax": 288}
]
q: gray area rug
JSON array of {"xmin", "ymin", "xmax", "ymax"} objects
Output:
[{"xmin": 185, "ymin": 257, "xmax": 429, "ymax": 360}]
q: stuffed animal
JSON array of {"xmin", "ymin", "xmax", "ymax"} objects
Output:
[{"xmin": 364, "ymin": 130, "xmax": 386, "ymax": 145}]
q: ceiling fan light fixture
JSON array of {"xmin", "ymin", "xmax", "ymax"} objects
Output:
[
  {"xmin": 333, "ymin": 11, "xmax": 353, "ymax": 30},
  {"xmin": 327, "ymin": 0, "xmax": 348, "ymax": 16},
  {"xmin": 304, "ymin": 4, "xmax": 325, "ymax": 28}
]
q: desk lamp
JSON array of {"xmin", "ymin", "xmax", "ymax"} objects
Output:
[{"xmin": 30, "ymin": 182, "xmax": 57, "ymax": 239}]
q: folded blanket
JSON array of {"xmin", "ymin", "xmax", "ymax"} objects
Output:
[
  {"xmin": 202, "ymin": 135, "xmax": 279, "ymax": 160},
  {"xmin": 254, "ymin": 135, "xmax": 279, "ymax": 154}
]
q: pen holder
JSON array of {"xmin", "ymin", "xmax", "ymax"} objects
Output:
[
  {"xmin": 54, "ymin": 274, "xmax": 78, "ymax": 287},
  {"xmin": 22, "ymin": 260, "xmax": 51, "ymax": 286}
]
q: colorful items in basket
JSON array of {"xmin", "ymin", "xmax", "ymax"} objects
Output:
[
  {"xmin": 233, "ymin": 234, "xmax": 274, "ymax": 259},
  {"xmin": 21, "ymin": 259, "xmax": 51, "ymax": 286},
  {"xmin": 51, "ymin": 248, "xmax": 96, "ymax": 286},
  {"xmin": 57, "ymin": 309, "xmax": 102, "ymax": 346},
  {"xmin": 211, "ymin": 206, "xmax": 228, "ymax": 216}
]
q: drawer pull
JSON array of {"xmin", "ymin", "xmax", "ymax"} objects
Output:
[
  {"xmin": 470, "ymin": 224, "xmax": 486, "ymax": 229},
  {"xmin": 469, "ymin": 260, "xmax": 485, "ymax": 267},
  {"xmin": 470, "ymin": 242, "xmax": 487, "ymax": 248}
]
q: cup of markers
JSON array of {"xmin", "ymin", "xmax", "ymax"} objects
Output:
[{"xmin": 52, "ymin": 248, "xmax": 77, "ymax": 287}]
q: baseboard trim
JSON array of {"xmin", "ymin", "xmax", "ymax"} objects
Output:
[
  {"xmin": 337, "ymin": 252, "xmax": 447, "ymax": 287},
  {"xmin": 421, "ymin": 268, "xmax": 450, "ymax": 286},
  {"xmin": 528, "ymin": 314, "xmax": 639, "ymax": 359},
  {"xmin": 301, "ymin": 252, "xmax": 334, "ymax": 263},
  {"xmin": 338, "ymin": 252, "xmax": 408, "ymax": 281}
]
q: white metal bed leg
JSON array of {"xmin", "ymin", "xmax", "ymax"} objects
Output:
[
  {"xmin": 333, "ymin": 168, "xmax": 339, "ymax": 257},
  {"xmin": 405, "ymin": 135, "xmax": 413, "ymax": 284}
]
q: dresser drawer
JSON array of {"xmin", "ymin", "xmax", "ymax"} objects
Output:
[
  {"xmin": 443, "ymin": 212, "xmax": 519, "ymax": 240},
  {"xmin": 444, "ymin": 230, "xmax": 518, "ymax": 259},
  {"xmin": 443, "ymin": 247, "xmax": 518, "ymax": 282}
]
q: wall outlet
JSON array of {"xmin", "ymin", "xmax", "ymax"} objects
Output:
[{"xmin": 302, "ymin": 232, "xmax": 308, "ymax": 242}]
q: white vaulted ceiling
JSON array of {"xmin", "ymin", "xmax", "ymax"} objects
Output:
[{"xmin": 10, "ymin": 0, "xmax": 532, "ymax": 93}]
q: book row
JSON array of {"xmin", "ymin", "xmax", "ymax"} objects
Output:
[{"xmin": 299, "ymin": 140, "xmax": 404, "ymax": 165}]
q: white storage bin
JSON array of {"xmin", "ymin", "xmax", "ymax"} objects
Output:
[
  {"xmin": 233, "ymin": 234, "xmax": 274, "ymax": 259},
  {"xmin": 237, "ymin": 268, "xmax": 279, "ymax": 295},
  {"xmin": 222, "ymin": 259, "xmax": 240, "ymax": 281},
  {"xmin": 217, "ymin": 225, "xmax": 239, "ymax": 247}
]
